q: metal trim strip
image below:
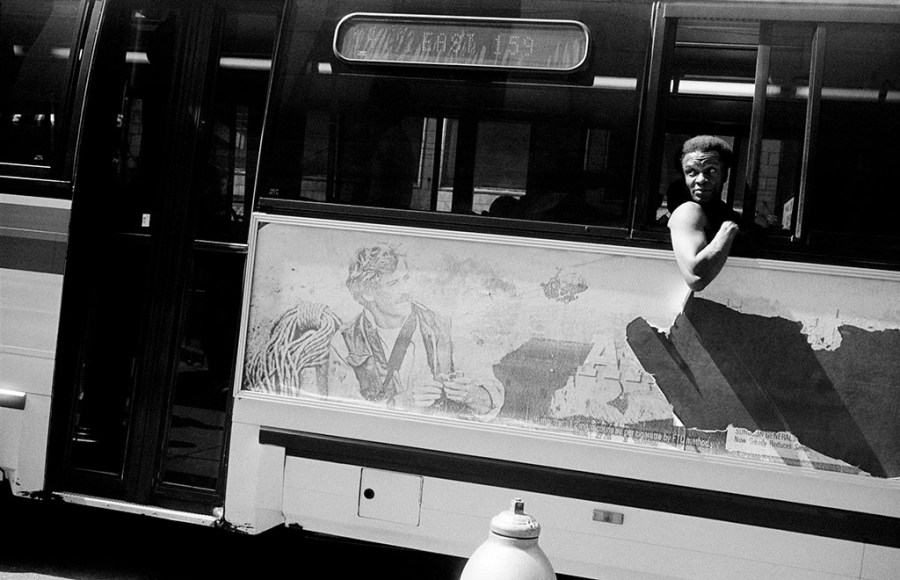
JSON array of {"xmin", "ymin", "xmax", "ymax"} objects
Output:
[
  {"xmin": 0, "ymin": 194, "xmax": 72, "ymax": 210},
  {"xmin": 53, "ymin": 492, "xmax": 220, "ymax": 526}
]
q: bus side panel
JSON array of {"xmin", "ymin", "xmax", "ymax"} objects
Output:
[
  {"xmin": 0, "ymin": 268, "xmax": 64, "ymax": 495},
  {"xmin": 0, "ymin": 387, "xmax": 52, "ymax": 495},
  {"xmin": 228, "ymin": 215, "xmax": 900, "ymax": 579},
  {"xmin": 281, "ymin": 457, "xmax": 866, "ymax": 580},
  {"xmin": 862, "ymin": 544, "xmax": 900, "ymax": 580},
  {"xmin": 222, "ymin": 420, "xmax": 286, "ymax": 533},
  {"xmin": 0, "ymin": 197, "xmax": 69, "ymax": 495}
]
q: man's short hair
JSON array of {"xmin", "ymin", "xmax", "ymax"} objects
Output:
[
  {"xmin": 680, "ymin": 135, "xmax": 734, "ymax": 171},
  {"xmin": 346, "ymin": 244, "xmax": 403, "ymax": 303}
]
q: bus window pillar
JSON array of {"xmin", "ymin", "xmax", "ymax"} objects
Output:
[{"xmin": 451, "ymin": 117, "xmax": 477, "ymax": 214}]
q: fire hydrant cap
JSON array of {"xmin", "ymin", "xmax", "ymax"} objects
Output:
[{"xmin": 490, "ymin": 499, "xmax": 542, "ymax": 539}]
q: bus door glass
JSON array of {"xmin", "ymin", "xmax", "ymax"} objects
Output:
[
  {"xmin": 157, "ymin": 3, "xmax": 281, "ymax": 492},
  {"xmin": 50, "ymin": 0, "xmax": 281, "ymax": 509},
  {"xmin": 52, "ymin": 1, "xmax": 186, "ymax": 494}
]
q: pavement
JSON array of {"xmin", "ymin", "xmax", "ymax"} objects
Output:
[
  {"xmin": 2, "ymin": 491, "xmax": 593, "ymax": 579},
  {"xmin": 0, "ymin": 494, "xmax": 468, "ymax": 579}
]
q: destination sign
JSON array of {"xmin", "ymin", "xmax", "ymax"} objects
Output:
[{"xmin": 334, "ymin": 13, "xmax": 589, "ymax": 72}]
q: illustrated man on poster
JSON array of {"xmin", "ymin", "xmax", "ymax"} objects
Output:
[{"xmin": 327, "ymin": 244, "xmax": 504, "ymax": 420}]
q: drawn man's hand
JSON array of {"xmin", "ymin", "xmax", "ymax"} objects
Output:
[
  {"xmin": 440, "ymin": 374, "xmax": 492, "ymax": 415},
  {"xmin": 409, "ymin": 379, "xmax": 443, "ymax": 408}
]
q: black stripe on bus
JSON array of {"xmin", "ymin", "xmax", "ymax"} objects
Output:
[
  {"xmin": 0, "ymin": 235, "xmax": 67, "ymax": 274},
  {"xmin": 259, "ymin": 428, "xmax": 900, "ymax": 549}
]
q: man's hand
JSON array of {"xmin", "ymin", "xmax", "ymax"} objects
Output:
[
  {"xmin": 408, "ymin": 378, "xmax": 443, "ymax": 408},
  {"xmin": 439, "ymin": 373, "xmax": 492, "ymax": 415},
  {"xmin": 719, "ymin": 219, "xmax": 740, "ymax": 239}
]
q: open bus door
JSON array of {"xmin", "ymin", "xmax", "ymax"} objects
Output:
[{"xmin": 47, "ymin": 0, "xmax": 281, "ymax": 516}]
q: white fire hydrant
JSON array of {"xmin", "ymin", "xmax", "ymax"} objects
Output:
[{"xmin": 460, "ymin": 498, "xmax": 556, "ymax": 580}]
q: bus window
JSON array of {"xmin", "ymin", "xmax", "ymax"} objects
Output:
[
  {"xmin": 332, "ymin": 106, "xmax": 425, "ymax": 210},
  {"xmin": 642, "ymin": 6, "xmax": 900, "ymax": 269},
  {"xmin": 646, "ymin": 18, "xmax": 759, "ymax": 227},
  {"xmin": 805, "ymin": 23, "xmax": 900, "ymax": 257},
  {"xmin": 439, "ymin": 119, "xmax": 530, "ymax": 215},
  {"xmin": 259, "ymin": 0, "xmax": 649, "ymax": 234},
  {"xmin": 645, "ymin": 19, "xmax": 813, "ymax": 229},
  {"xmin": 0, "ymin": 0, "xmax": 82, "ymax": 176},
  {"xmin": 742, "ymin": 23, "xmax": 814, "ymax": 234}
]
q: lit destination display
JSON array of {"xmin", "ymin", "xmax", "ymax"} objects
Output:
[{"xmin": 334, "ymin": 13, "xmax": 590, "ymax": 72}]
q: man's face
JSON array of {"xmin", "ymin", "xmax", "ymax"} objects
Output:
[
  {"xmin": 681, "ymin": 151, "xmax": 727, "ymax": 204},
  {"xmin": 367, "ymin": 260, "xmax": 412, "ymax": 319}
]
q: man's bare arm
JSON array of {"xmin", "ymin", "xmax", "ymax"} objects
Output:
[{"xmin": 668, "ymin": 203, "xmax": 739, "ymax": 291}]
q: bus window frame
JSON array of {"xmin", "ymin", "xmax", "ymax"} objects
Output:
[
  {"xmin": 0, "ymin": 0, "xmax": 98, "ymax": 193},
  {"xmin": 633, "ymin": 1, "xmax": 900, "ymax": 270},
  {"xmin": 257, "ymin": 197, "xmax": 634, "ymax": 248}
]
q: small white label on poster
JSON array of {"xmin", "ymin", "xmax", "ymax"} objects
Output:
[{"xmin": 726, "ymin": 426, "xmax": 803, "ymax": 460}]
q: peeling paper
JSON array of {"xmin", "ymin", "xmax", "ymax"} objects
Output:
[
  {"xmin": 800, "ymin": 318, "xmax": 843, "ymax": 351},
  {"xmin": 724, "ymin": 426, "xmax": 867, "ymax": 475}
]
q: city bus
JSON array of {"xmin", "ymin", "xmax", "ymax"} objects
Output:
[{"xmin": 1, "ymin": 0, "xmax": 898, "ymax": 577}]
